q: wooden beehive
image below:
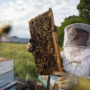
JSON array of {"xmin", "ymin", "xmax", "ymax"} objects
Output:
[
  {"xmin": 0, "ymin": 57, "xmax": 14, "ymax": 75},
  {"xmin": 28, "ymin": 8, "xmax": 63, "ymax": 75},
  {"xmin": 0, "ymin": 57, "xmax": 14, "ymax": 87}
]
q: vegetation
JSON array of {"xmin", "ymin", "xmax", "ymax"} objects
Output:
[
  {"xmin": 57, "ymin": 0, "xmax": 90, "ymax": 47},
  {"xmin": 9, "ymin": 36, "xmax": 18, "ymax": 38},
  {"xmin": 0, "ymin": 42, "xmax": 63, "ymax": 83},
  {"xmin": 77, "ymin": 0, "xmax": 90, "ymax": 24},
  {"xmin": 57, "ymin": 15, "xmax": 82, "ymax": 46},
  {"xmin": 0, "ymin": 0, "xmax": 90, "ymax": 86},
  {"xmin": 0, "ymin": 42, "xmax": 38, "ymax": 83}
]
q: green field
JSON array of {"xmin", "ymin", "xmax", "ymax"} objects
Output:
[
  {"xmin": 0, "ymin": 42, "xmax": 38, "ymax": 83},
  {"xmin": 0, "ymin": 42, "xmax": 63, "ymax": 84}
]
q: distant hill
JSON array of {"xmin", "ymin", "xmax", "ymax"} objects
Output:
[{"xmin": 0, "ymin": 37, "xmax": 29, "ymax": 43}]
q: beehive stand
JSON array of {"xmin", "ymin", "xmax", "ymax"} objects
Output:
[{"xmin": 29, "ymin": 8, "xmax": 63, "ymax": 75}]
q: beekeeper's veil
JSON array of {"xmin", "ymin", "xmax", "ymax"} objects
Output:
[{"xmin": 63, "ymin": 23, "xmax": 90, "ymax": 62}]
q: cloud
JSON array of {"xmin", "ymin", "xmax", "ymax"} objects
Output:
[
  {"xmin": 3, "ymin": 2, "xmax": 6, "ymax": 5},
  {"xmin": 51, "ymin": 0, "xmax": 80, "ymax": 25},
  {"xmin": 16, "ymin": 0, "xmax": 26, "ymax": 4},
  {"xmin": 0, "ymin": 0, "xmax": 80, "ymax": 38},
  {"xmin": 9, "ymin": 2, "xmax": 13, "ymax": 5}
]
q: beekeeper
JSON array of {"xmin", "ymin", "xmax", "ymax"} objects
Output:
[
  {"xmin": 27, "ymin": 23, "xmax": 90, "ymax": 90},
  {"xmin": 53, "ymin": 23, "xmax": 90, "ymax": 90}
]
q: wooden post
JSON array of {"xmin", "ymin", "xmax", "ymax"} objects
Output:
[
  {"xmin": 27, "ymin": 81, "xmax": 36, "ymax": 90},
  {"xmin": 53, "ymin": 83, "xmax": 59, "ymax": 90},
  {"xmin": 36, "ymin": 82, "xmax": 42, "ymax": 90}
]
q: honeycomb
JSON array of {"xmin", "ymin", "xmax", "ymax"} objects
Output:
[{"xmin": 28, "ymin": 9, "xmax": 59, "ymax": 75}]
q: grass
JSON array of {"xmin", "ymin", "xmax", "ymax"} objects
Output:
[
  {"xmin": 60, "ymin": 46, "xmax": 63, "ymax": 52},
  {"xmin": 0, "ymin": 42, "xmax": 38, "ymax": 83},
  {"xmin": 0, "ymin": 42, "xmax": 63, "ymax": 84}
]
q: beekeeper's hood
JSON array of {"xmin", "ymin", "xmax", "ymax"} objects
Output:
[{"xmin": 63, "ymin": 23, "xmax": 90, "ymax": 62}]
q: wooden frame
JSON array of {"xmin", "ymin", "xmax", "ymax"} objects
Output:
[
  {"xmin": 29, "ymin": 8, "xmax": 63, "ymax": 75},
  {"xmin": 49, "ymin": 8, "xmax": 63, "ymax": 72}
]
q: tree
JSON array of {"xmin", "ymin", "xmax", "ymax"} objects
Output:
[
  {"xmin": 9, "ymin": 36, "xmax": 18, "ymax": 38},
  {"xmin": 57, "ymin": 15, "xmax": 82, "ymax": 47},
  {"xmin": 77, "ymin": 0, "xmax": 90, "ymax": 24}
]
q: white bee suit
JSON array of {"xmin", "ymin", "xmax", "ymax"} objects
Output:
[
  {"xmin": 61, "ymin": 23, "xmax": 90, "ymax": 77},
  {"xmin": 61, "ymin": 48, "xmax": 90, "ymax": 76}
]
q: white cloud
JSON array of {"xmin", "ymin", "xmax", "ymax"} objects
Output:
[
  {"xmin": 50, "ymin": 0, "xmax": 56, "ymax": 3},
  {"xmin": 3, "ymin": 2, "xmax": 6, "ymax": 5},
  {"xmin": 0, "ymin": 0, "xmax": 80, "ymax": 38},
  {"xmin": 16, "ymin": 0, "xmax": 25, "ymax": 4},
  {"xmin": 9, "ymin": 2, "xmax": 13, "ymax": 5}
]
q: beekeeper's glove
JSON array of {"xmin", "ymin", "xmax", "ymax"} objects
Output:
[{"xmin": 53, "ymin": 71, "xmax": 78, "ymax": 90}]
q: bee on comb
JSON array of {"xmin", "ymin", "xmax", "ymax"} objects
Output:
[{"xmin": 28, "ymin": 8, "xmax": 63, "ymax": 75}]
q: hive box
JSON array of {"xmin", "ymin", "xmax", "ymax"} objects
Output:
[
  {"xmin": 38, "ymin": 75, "xmax": 61, "ymax": 90},
  {"xmin": 0, "ymin": 70, "xmax": 14, "ymax": 87},
  {"xmin": 1, "ymin": 81, "xmax": 16, "ymax": 90},
  {"xmin": 0, "ymin": 57, "xmax": 14, "ymax": 75},
  {"xmin": 0, "ymin": 57, "xmax": 14, "ymax": 88}
]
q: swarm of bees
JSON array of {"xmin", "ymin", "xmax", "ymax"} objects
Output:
[{"xmin": 28, "ymin": 10, "xmax": 58, "ymax": 75}]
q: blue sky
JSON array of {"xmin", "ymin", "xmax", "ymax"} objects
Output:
[{"xmin": 0, "ymin": 0, "xmax": 80, "ymax": 38}]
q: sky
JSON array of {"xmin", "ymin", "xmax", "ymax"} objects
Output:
[{"xmin": 0, "ymin": 0, "xmax": 80, "ymax": 38}]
